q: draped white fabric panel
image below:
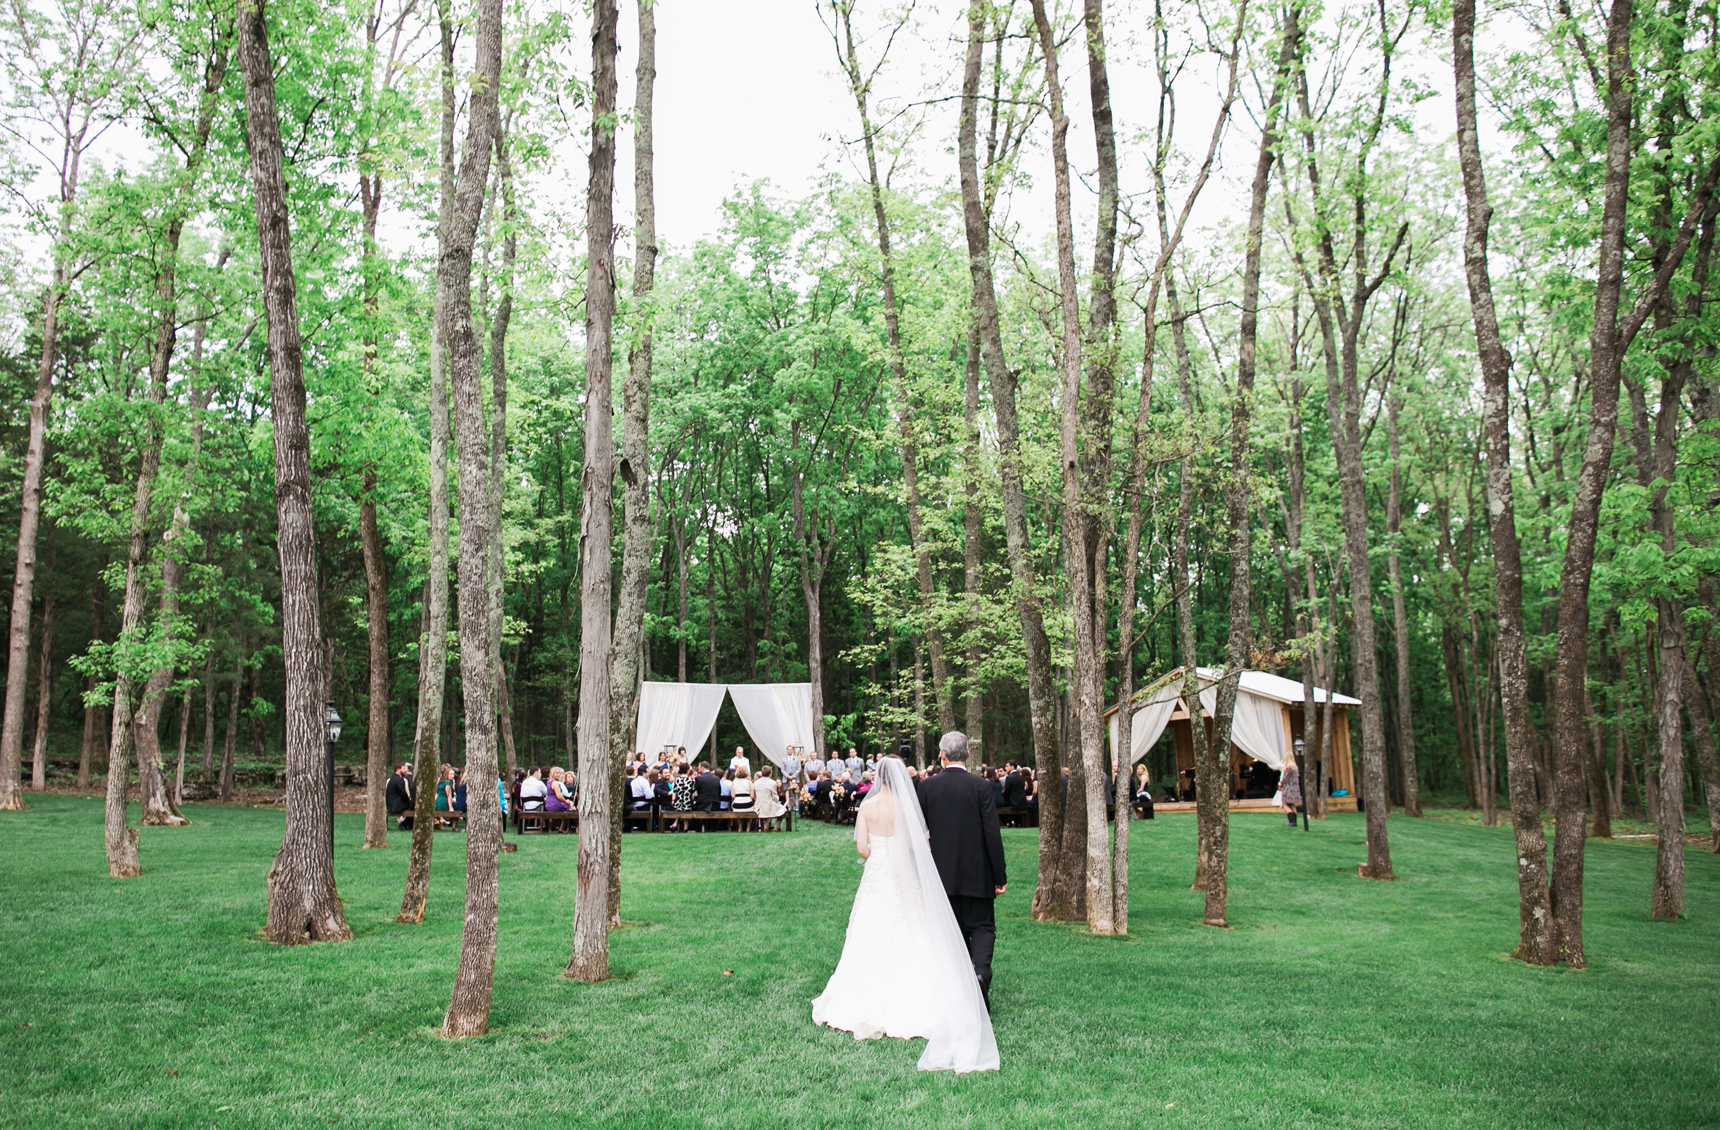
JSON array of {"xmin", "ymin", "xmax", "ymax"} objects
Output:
[
  {"xmin": 725, "ymin": 683, "xmax": 816, "ymax": 768},
  {"xmin": 1107, "ymin": 693, "xmax": 1178, "ymax": 766},
  {"xmin": 1230, "ymin": 692, "xmax": 1290, "ymax": 768},
  {"xmin": 1189, "ymin": 679, "xmax": 1289, "ymax": 767},
  {"xmin": 633, "ymin": 682, "xmax": 728, "ymax": 760}
]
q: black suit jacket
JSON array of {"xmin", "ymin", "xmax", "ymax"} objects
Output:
[
  {"xmin": 1002, "ymin": 771, "xmax": 1028, "ymax": 808},
  {"xmin": 693, "ymin": 772, "xmax": 722, "ymax": 812},
  {"xmin": 385, "ymin": 774, "xmax": 413, "ymax": 814},
  {"xmin": 916, "ymin": 765, "xmax": 1007, "ymax": 898}
]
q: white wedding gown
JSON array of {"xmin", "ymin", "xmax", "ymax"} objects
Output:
[{"xmin": 812, "ymin": 758, "xmax": 1000, "ymax": 1073}]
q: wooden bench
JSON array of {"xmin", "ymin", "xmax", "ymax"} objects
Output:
[
  {"xmin": 997, "ymin": 806, "xmax": 1039, "ymax": 828},
  {"xmin": 661, "ymin": 810, "xmax": 793, "ymax": 832},
  {"xmin": 432, "ymin": 812, "xmax": 468, "ymax": 832},
  {"xmin": 514, "ymin": 807, "xmax": 576, "ymax": 834}
]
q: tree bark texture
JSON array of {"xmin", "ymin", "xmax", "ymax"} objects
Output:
[
  {"xmin": 400, "ymin": 0, "xmax": 457, "ymax": 925},
  {"xmin": 1026, "ymin": 0, "xmax": 1103, "ymax": 928},
  {"xmin": 605, "ymin": 0, "xmax": 655, "ymax": 929},
  {"xmin": 569, "ymin": 0, "xmax": 620, "ymax": 985},
  {"xmin": 1385, "ymin": 396, "xmax": 1421, "ymax": 816},
  {"xmin": 954, "ymin": 0, "xmax": 1063, "ymax": 919},
  {"xmin": 238, "ymin": 0, "xmax": 351, "ymax": 943},
  {"xmin": 360, "ymin": 473, "xmax": 389, "ymax": 848},
  {"xmin": 439, "ymin": 0, "xmax": 505, "ymax": 1036}
]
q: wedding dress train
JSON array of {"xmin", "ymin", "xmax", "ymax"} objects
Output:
[{"xmin": 811, "ymin": 757, "xmax": 1000, "ymax": 1073}]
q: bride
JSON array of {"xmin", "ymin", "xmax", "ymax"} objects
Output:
[{"xmin": 812, "ymin": 756, "xmax": 999, "ymax": 1073}]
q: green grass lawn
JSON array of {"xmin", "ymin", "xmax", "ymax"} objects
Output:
[{"xmin": 2, "ymin": 795, "xmax": 1716, "ymax": 1129}]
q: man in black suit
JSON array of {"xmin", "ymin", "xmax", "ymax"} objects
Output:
[
  {"xmin": 692, "ymin": 763, "xmax": 722, "ymax": 814},
  {"xmin": 914, "ymin": 733, "xmax": 1006, "ymax": 1010},
  {"xmin": 1001, "ymin": 762, "xmax": 1028, "ymax": 809},
  {"xmin": 384, "ymin": 763, "xmax": 415, "ymax": 830}
]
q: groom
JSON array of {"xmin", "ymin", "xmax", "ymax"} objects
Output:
[{"xmin": 915, "ymin": 732, "xmax": 1007, "ymax": 1010}]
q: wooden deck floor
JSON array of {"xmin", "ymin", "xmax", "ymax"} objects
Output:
[{"xmin": 1150, "ymin": 795, "xmax": 1359, "ymax": 815}]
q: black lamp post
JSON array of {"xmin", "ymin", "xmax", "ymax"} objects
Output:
[
  {"xmin": 1293, "ymin": 736, "xmax": 1308, "ymax": 831},
  {"xmin": 324, "ymin": 701, "xmax": 342, "ymax": 854}
]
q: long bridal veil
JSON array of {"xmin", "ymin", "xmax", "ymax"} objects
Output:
[{"xmin": 873, "ymin": 756, "xmax": 1000, "ymax": 1073}]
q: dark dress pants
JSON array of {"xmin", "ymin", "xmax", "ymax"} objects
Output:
[{"xmin": 950, "ymin": 895, "xmax": 997, "ymax": 985}]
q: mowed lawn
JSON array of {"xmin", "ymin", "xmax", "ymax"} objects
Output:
[{"xmin": 2, "ymin": 795, "xmax": 1717, "ymax": 1129}]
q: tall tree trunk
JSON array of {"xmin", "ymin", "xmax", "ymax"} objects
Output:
[
  {"xmin": 219, "ymin": 642, "xmax": 243, "ymax": 800},
  {"xmin": 831, "ymin": 0, "xmax": 953, "ymax": 735},
  {"xmin": 605, "ymin": 0, "xmax": 655, "ymax": 929},
  {"xmin": 1027, "ymin": 0, "xmax": 1112, "ymax": 931},
  {"xmin": 1199, "ymin": 1, "xmax": 1294, "ymax": 928},
  {"xmin": 1386, "ymin": 396, "xmax": 1421, "ymax": 816},
  {"xmin": 0, "ymin": 274, "xmax": 69, "ymax": 812},
  {"xmin": 400, "ymin": 0, "xmax": 457, "ymax": 924},
  {"xmin": 1648, "ymin": 377, "xmax": 1686, "ymax": 919},
  {"xmin": 1452, "ymin": 0, "xmax": 1553, "ymax": 944},
  {"xmin": 439, "ymin": 0, "xmax": 505, "ymax": 1036},
  {"xmin": 569, "ymin": 0, "xmax": 620, "ymax": 985},
  {"xmin": 1687, "ymin": 668, "xmax": 1720, "ymax": 852},
  {"xmin": 78, "ymin": 551, "xmax": 108, "ymax": 790},
  {"xmin": 962, "ymin": 328, "xmax": 984, "ymax": 750},
  {"xmin": 954, "ymin": 0, "xmax": 1062, "ymax": 921},
  {"xmin": 1291, "ymin": 19, "xmax": 1402, "ymax": 879},
  {"xmin": 238, "ymin": 0, "xmax": 352, "ymax": 943},
  {"xmin": 360, "ymin": 474, "xmax": 389, "ymax": 848},
  {"xmin": 29, "ymin": 589, "xmax": 53, "ymax": 792}
]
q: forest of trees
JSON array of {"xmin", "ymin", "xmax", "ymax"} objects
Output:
[{"xmin": 2, "ymin": 0, "xmax": 1717, "ymax": 1023}]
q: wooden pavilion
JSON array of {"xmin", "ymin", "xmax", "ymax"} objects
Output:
[{"xmin": 1104, "ymin": 666, "xmax": 1361, "ymax": 814}]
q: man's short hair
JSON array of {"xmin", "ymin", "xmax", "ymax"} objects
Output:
[{"xmin": 939, "ymin": 731, "xmax": 969, "ymax": 761}]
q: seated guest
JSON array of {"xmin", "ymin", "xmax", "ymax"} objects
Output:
[
  {"xmin": 628, "ymin": 766, "xmax": 652, "ymax": 811},
  {"xmin": 385, "ymin": 762, "xmax": 415, "ymax": 830},
  {"xmin": 519, "ymin": 767, "xmax": 548, "ymax": 811},
  {"xmin": 545, "ymin": 767, "xmax": 572, "ymax": 813},
  {"xmin": 753, "ymin": 766, "xmax": 785, "ymax": 830},
  {"xmin": 731, "ymin": 767, "xmax": 755, "ymax": 823},
  {"xmin": 453, "ymin": 769, "xmax": 469, "ymax": 813},
  {"xmin": 652, "ymin": 769, "xmax": 673, "ymax": 811},
  {"xmin": 719, "ymin": 769, "xmax": 734, "ymax": 811},
  {"xmin": 693, "ymin": 763, "xmax": 722, "ymax": 814},
  {"xmin": 669, "ymin": 763, "xmax": 695, "ymax": 830},
  {"xmin": 984, "ymin": 765, "xmax": 1004, "ymax": 809}
]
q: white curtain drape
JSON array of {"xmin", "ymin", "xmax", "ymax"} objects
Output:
[
  {"xmin": 1193, "ymin": 681, "xmax": 1288, "ymax": 768},
  {"xmin": 633, "ymin": 682, "xmax": 728, "ymax": 761},
  {"xmin": 725, "ymin": 683, "xmax": 815, "ymax": 768},
  {"xmin": 1107, "ymin": 692, "xmax": 1179, "ymax": 766}
]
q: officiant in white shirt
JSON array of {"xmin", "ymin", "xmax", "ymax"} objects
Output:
[{"xmin": 729, "ymin": 746, "xmax": 752, "ymax": 776}]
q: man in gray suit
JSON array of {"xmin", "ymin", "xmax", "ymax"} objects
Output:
[
  {"xmin": 845, "ymin": 747, "xmax": 863, "ymax": 778},
  {"xmin": 782, "ymin": 746, "xmax": 803, "ymax": 786}
]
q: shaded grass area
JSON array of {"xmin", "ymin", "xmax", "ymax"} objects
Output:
[{"xmin": 1, "ymin": 795, "xmax": 1716, "ymax": 1129}]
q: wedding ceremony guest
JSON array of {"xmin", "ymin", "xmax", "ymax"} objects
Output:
[
  {"xmin": 693, "ymin": 763, "xmax": 722, "ymax": 814},
  {"xmin": 729, "ymin": 746, "xmax": 751, "ymax": 775},
  {"xmin": 519, "ymin": 767, "xmax": 547, "ymax": 811},
  {"xmin": 1279, "ymin": 754, "xmax": 1302, "ymax": 826},
  {"xmin": 1002, "ymin": 763, "xmax": 1027, "ymax": 809},
  {"xmin": 385, "ymin": 763, "xmax": 415, "ymax": 830},
  {"xmin": 719, "ymin": 769, "xmax": 734, "ymax": 810},
  {"xmin": 806, "ymin": 752, "xmax": 825, "ymax": 779},
  {"xmin": 731, "ymin": 766, "xmax": 755, "ymax": 822},
  {"xmin": 453, "ymin": 769, "xmax": 468, "ymax": 813},
  {"xmin": 753, "ymin": 765, "xmax": 785, "ymax": 830},
  {"xmin": 669, "ymin": 764, "xmax": 695, "ymax": 830},
  {"xmin": 545, "ymin": 767, "xmax": 573, "ymax": 813},
  {"xmin": 845, "ymin": 748, "xmax": 863, "ymax": 777},
  {"xmin": 782, "ymin": 746, "xmax": 802, "ymax": 786},
  {"xmin": 629, "ymin": 766, "xmax": 653, "ymax": 811},
  {"xmin": 983, "ymin": 765, "xmax": 1004, "ymax": 809}
]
